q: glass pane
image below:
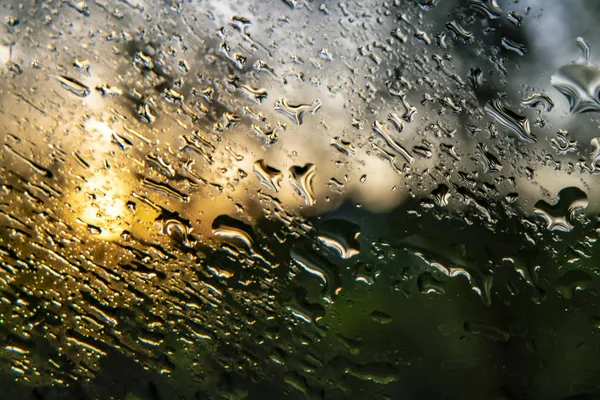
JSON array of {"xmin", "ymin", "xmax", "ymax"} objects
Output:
[{"xmin": 0, "ymin": 0, "xmax": 599, "ymax": 398}]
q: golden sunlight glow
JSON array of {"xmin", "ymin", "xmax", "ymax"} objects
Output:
[{"xmin": 71, "ymin": 172, "xmax": 132, "ymax": 241}]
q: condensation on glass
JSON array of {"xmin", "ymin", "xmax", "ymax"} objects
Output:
[{"xmin": 0, "ymin": 0, "xmax": 599, "ymax": 399}]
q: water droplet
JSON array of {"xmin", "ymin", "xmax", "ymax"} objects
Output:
[
  {"xmin": 330, "ymin": 357, "xmax": 399, "ymax": 384},
  {"xmin": 431, "ymin": 184, "xmax": 451, "ymax": 206},
  {"xmin": 141, "ymin": 178, "xmax": 189, "ymax": 202},
  {"xmin": 446, "ymin": 21, "xmax": 474, "ymax": 43},
  {"xmin": 469, "ymin": 67, "xmax": 483, "ymax": 88},
  {"xmin": 550, "ymin": 130, "xmax": 578, "ymax": 155},
  {"xmin": 417, "ymin": 271, "xmax": 446, "ymax": 295},
  {"xmin": 501, "ymin": 37, "xmax": 527, "ymax": 56},
  {"xmin": 554, "ymin": 269, "xmax": 593, "ymax": 299},
  {"xmin": 507, "ymin": 11, "xmax": 523, "ymax": 27},
  {"xmin": 57, "ymin": 74, "xmax": 90, "ymax": 97},
  {"xmin": 589, "ymin": 137, "xmax": 600, "ymax": 171},
  {"xmin": 253, "ymin": 160, "xmax": 283, "ymax": 192},
  {"xmin": 95, "ymin": 84, "xmax": 123, "ymax": 97},
  {"xmin": 551, "ymin": 38, "xmax": 600, "ymax": 114},
  {"xmin": 274, "ymin": 98, "xmax": 321, "ymax": 125},
  {"xmin": 534, "ymin": 187, "xmax": 588, "ymax": 232},
  {"xmin": 212, "ymin": 215, "xmax": 256, "ymax": 252},
  {"xmin": 239, "ymin": 84, "xmax": 268, "ymax": 103},
  {"xmin": 415, "ymin": 0, "xmax": 439, "ymax": 11},
  {"xmin": 372, "ymin": 121, "xmax": 414, "ymax": 163},
  {"xmin": 370, "ymin": 310, "xmax": 392, "ymax": 324},
  {"xmin": 291, "ymin": 243, "xmax": 342, "ymax": 304},
  {"xmin": 289, "ymin": 164, "xmax": 317, "ymax": 206},
  {"xmin": 87, "ymin": 224, "xmax": 102, "ymax": 235},
  {"xmin": 521, "ymin": 93, "xmax": 555, "ymax": 111},
  {"xmin": 317, "ymin": 219, "xmax": 361, "ymax": 259},
  {"xmin": 74, "ymin": 58, "xmax": 91, "ymax": 75},
  {"xmin": 476, "ymin": 143, "xmax": 503, "ymax": 173},
  {"xmin": 136, "ymin": 103, "xmax": 157, "ymax": 124},
  {"xmin": 464, "ymin": 321, "xmax": 510, "ymax": 342},
  {"xmin": 485, "ymin": 99, "xmax": 535, "ymax": 143},
  {"xmin": 468, "ymin": 0, "xmax": 502, "ymax": 19},
  {"xmin": 5, "ymin": 15, "xmax": 20, "ymax": 26}
]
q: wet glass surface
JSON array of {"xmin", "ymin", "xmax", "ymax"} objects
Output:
[{"xmin": 2, "ymin": 0, "xmax": 600, "ymax": 399}]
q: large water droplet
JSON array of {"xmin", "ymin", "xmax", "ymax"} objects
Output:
[
  {"xmin": 317, "ymin": 219, "xmax": 361, "ymax": 259},
  {"xmin": 484, "ymin": 99, "xmax": 535, "ymax": 143},
  {"xmin": 551, "ymin": 38, "xmax": 600, "ymax": 114},
  {"xmin": 534, "ymin": 187, "xmax": 588, "ymax": 232}
]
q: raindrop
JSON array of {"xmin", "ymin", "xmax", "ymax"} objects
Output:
[{"xmin": 534, "ymin": 187, "xmax": 588, "ymax": 232}]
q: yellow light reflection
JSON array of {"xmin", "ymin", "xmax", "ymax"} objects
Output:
[{"xmin": 70, "ymin": 172, "xmax": 132, "ymax": 241}]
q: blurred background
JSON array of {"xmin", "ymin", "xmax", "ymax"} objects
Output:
[{"xmin": 2, "ymin": 0, "xmax": 600, "ymax": 398}]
